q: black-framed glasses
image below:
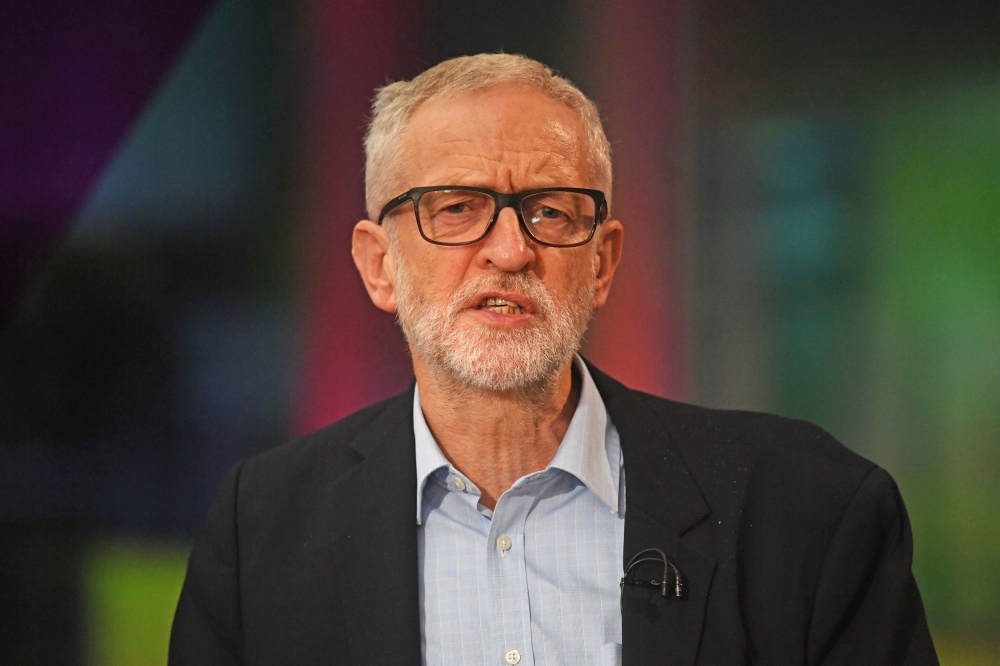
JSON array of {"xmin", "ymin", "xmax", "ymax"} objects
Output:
[{"xmin": 377, "ymin": 186, "xmax": 608, "ymax": 248}]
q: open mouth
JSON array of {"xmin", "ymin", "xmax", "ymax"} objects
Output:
[{"xmin": 478, "ymin": 297, "xmax": 526, "ymax": 315}]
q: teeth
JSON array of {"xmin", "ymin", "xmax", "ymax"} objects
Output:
[{"xmin": 480, "ymin": 298, "xmax": 525, "ymax": 315}]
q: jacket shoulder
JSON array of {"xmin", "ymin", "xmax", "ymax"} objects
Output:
[
  {"xmin": 587, "ymin": 361, "xmax": 878, "ymax": 515},
  {"xmin": 589, "ymin": 359, "xmax": 870, "ymax": 474},
  {"xmin": 651, "ymin": 393, "xmax": 871, "ymax": 472},
  {"xmin": 645, "ymin": 392, "xmax": 879, "ymax": 517},
  {"xmin": 237, "ymin": 389, "xmax": 413, "ymax": 501}
]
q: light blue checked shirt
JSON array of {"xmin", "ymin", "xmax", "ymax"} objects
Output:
[{"xmin": 414, "ymin": 355, "xmax": 626, "ymax": 666}]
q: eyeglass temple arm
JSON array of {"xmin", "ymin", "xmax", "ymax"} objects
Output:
[{"xmin": 377, "ymin": 192, "xmax": 415, "ymax": 224}]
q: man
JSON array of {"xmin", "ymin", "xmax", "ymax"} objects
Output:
[{"xmin": 170, "ymin": 54, "xmax": 937, "ymax": 665}]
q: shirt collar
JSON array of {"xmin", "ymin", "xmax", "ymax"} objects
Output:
[
  {"xmin": 413, "ymin": 384, "xmax": 452, "ymax": 525},
  {"xmin": 547, "ymin": 355, "xmax": 620, "ymax": 513},
  {"xmin": 413, "ymin": 354, "xmax": 620, "ymax": 524}
]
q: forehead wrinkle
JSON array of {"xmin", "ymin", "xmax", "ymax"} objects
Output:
[
  {"xmin": 440, "ymin": 153, "xmax": 578, "ymax": 191},
  {"xmin": 400, "ymin": 87, "xmax": 591, "ymax": 193},
  {"xmin": 410, "ymin": 142, "xmax": 580, "ymax": 190}
]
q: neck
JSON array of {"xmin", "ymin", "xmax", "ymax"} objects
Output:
[{"xmin": 413, "ymin": 354, "xmax": 582, "ymax": 510}]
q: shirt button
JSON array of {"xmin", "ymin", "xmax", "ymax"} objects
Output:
[
  {"xmin": 505, "ymin": 649, "xmax": 520, "ymax": 665},
  {"xmin": 496, "ymin": 535, "xmax": 512, "ymax": 552},
  {"xmin": 451, "ymin": 476, "xmax": 466, "ymax": 492}
]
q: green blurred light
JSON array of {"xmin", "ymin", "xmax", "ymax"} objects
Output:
[
  {"xmin": 83, "ymin": 539, "xmax": 190, "ymax": 666},
  {"xmin": 870, "ymin": 81, "xmax": 1000, "ymax": 645}
]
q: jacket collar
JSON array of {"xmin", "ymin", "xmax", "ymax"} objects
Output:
[
  {"xmin": 332, "ymin": 361, "xmax": 716, "ymax": 665},
  {"xmin": 586, "ymin": 360, "xmax": 717, "ymax": 666},
  {"xmin": 585, "ymin": 360, "xmax": 710, "ymax": 535},
  {"xmin": 329, "ymin": 385, "xmax": 423, "ymax": 666}
]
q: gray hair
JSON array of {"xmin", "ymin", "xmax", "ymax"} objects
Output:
[{"xmin": 364, "ymin": 53, "xmax": 613, "ymax": 221}]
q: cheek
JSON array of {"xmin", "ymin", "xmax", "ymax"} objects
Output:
[
  {"xmin": 541, "ymin": 253, "xmax": 597, "ymax": 303},
  {"xmin": 407, "ymin": 248, "xmax": 478, "ymax": 302}
]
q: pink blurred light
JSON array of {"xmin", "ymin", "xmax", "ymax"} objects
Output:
[
  {"xmin": 581, "ymin": 0, "xmax": 694, "ymax": 400},
  {"xmin": 293, "ymin": 0, "xmax": 418, "ymax": 435},
  {"xmin": 294, "ymin": 0, "xmax": 694, "ymax": 435}
]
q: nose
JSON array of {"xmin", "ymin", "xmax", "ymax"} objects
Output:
[{"xmin": 479, "ymin": 205, "xmax": 535, "ymax": 272}]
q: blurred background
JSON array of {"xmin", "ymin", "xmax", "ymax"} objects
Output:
[{"xmin": 1, "ymin": 0, "xmax": 997, "ymax": 663}]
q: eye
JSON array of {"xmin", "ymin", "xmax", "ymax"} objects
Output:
[
  {"xmin": 531, "ymin": 207, "xmax": 567, "ymax": 224},
  {"xmin": 428, "ymin": 194, "xmax": 486, "ymax": 217}
]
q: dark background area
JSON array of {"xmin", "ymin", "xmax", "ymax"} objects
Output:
[{"xmin": 1, "ymin": 0, "xmax": 998, "ymax": 662}]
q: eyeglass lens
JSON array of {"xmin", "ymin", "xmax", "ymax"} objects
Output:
[{"xmin": 416, "ymin": 189, "xmax": 597, "ymax": 246}]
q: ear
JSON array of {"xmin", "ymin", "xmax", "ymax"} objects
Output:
[
  {"xmin": 592, "ymin": 218, "xmax": 624, "ymax": 310},
  {"xmin": 351, "ymin": 220, "xmax": 398, "ymax": 313}
]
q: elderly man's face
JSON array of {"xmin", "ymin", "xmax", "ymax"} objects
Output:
[{"xmin": 362, "ymin": 83, "xmax": 622, "ymax": 391}]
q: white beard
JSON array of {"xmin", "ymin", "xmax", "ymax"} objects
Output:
[{"xmin": 392, "ymin": 249, "xmax": 597, "ymax": 393}]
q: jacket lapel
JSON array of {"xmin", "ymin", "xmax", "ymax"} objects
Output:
[
  {"xmin": 325, "ymin": 389, "xmax": 423, "ymax": 666},
  {"xmin": 317, "ymin": 366, "xmax": 715, "ymax": 665},
  {"xmin": 588, "ymin": 362, "xmax": 717, "ymax": 666}
]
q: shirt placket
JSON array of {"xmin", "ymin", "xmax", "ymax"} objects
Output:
[{"xmin": 488, "ymin": 481, "xmax": 535, "ymax": 666}]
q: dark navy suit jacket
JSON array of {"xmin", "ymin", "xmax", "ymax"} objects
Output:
[{"xmin": 170, "ymin": 361, "xmax": 938, "ymax": 665}]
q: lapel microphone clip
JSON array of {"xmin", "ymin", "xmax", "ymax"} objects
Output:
[{"xmin": 620, "ymin": 548, "xmax": 686, "ymax": 603}]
